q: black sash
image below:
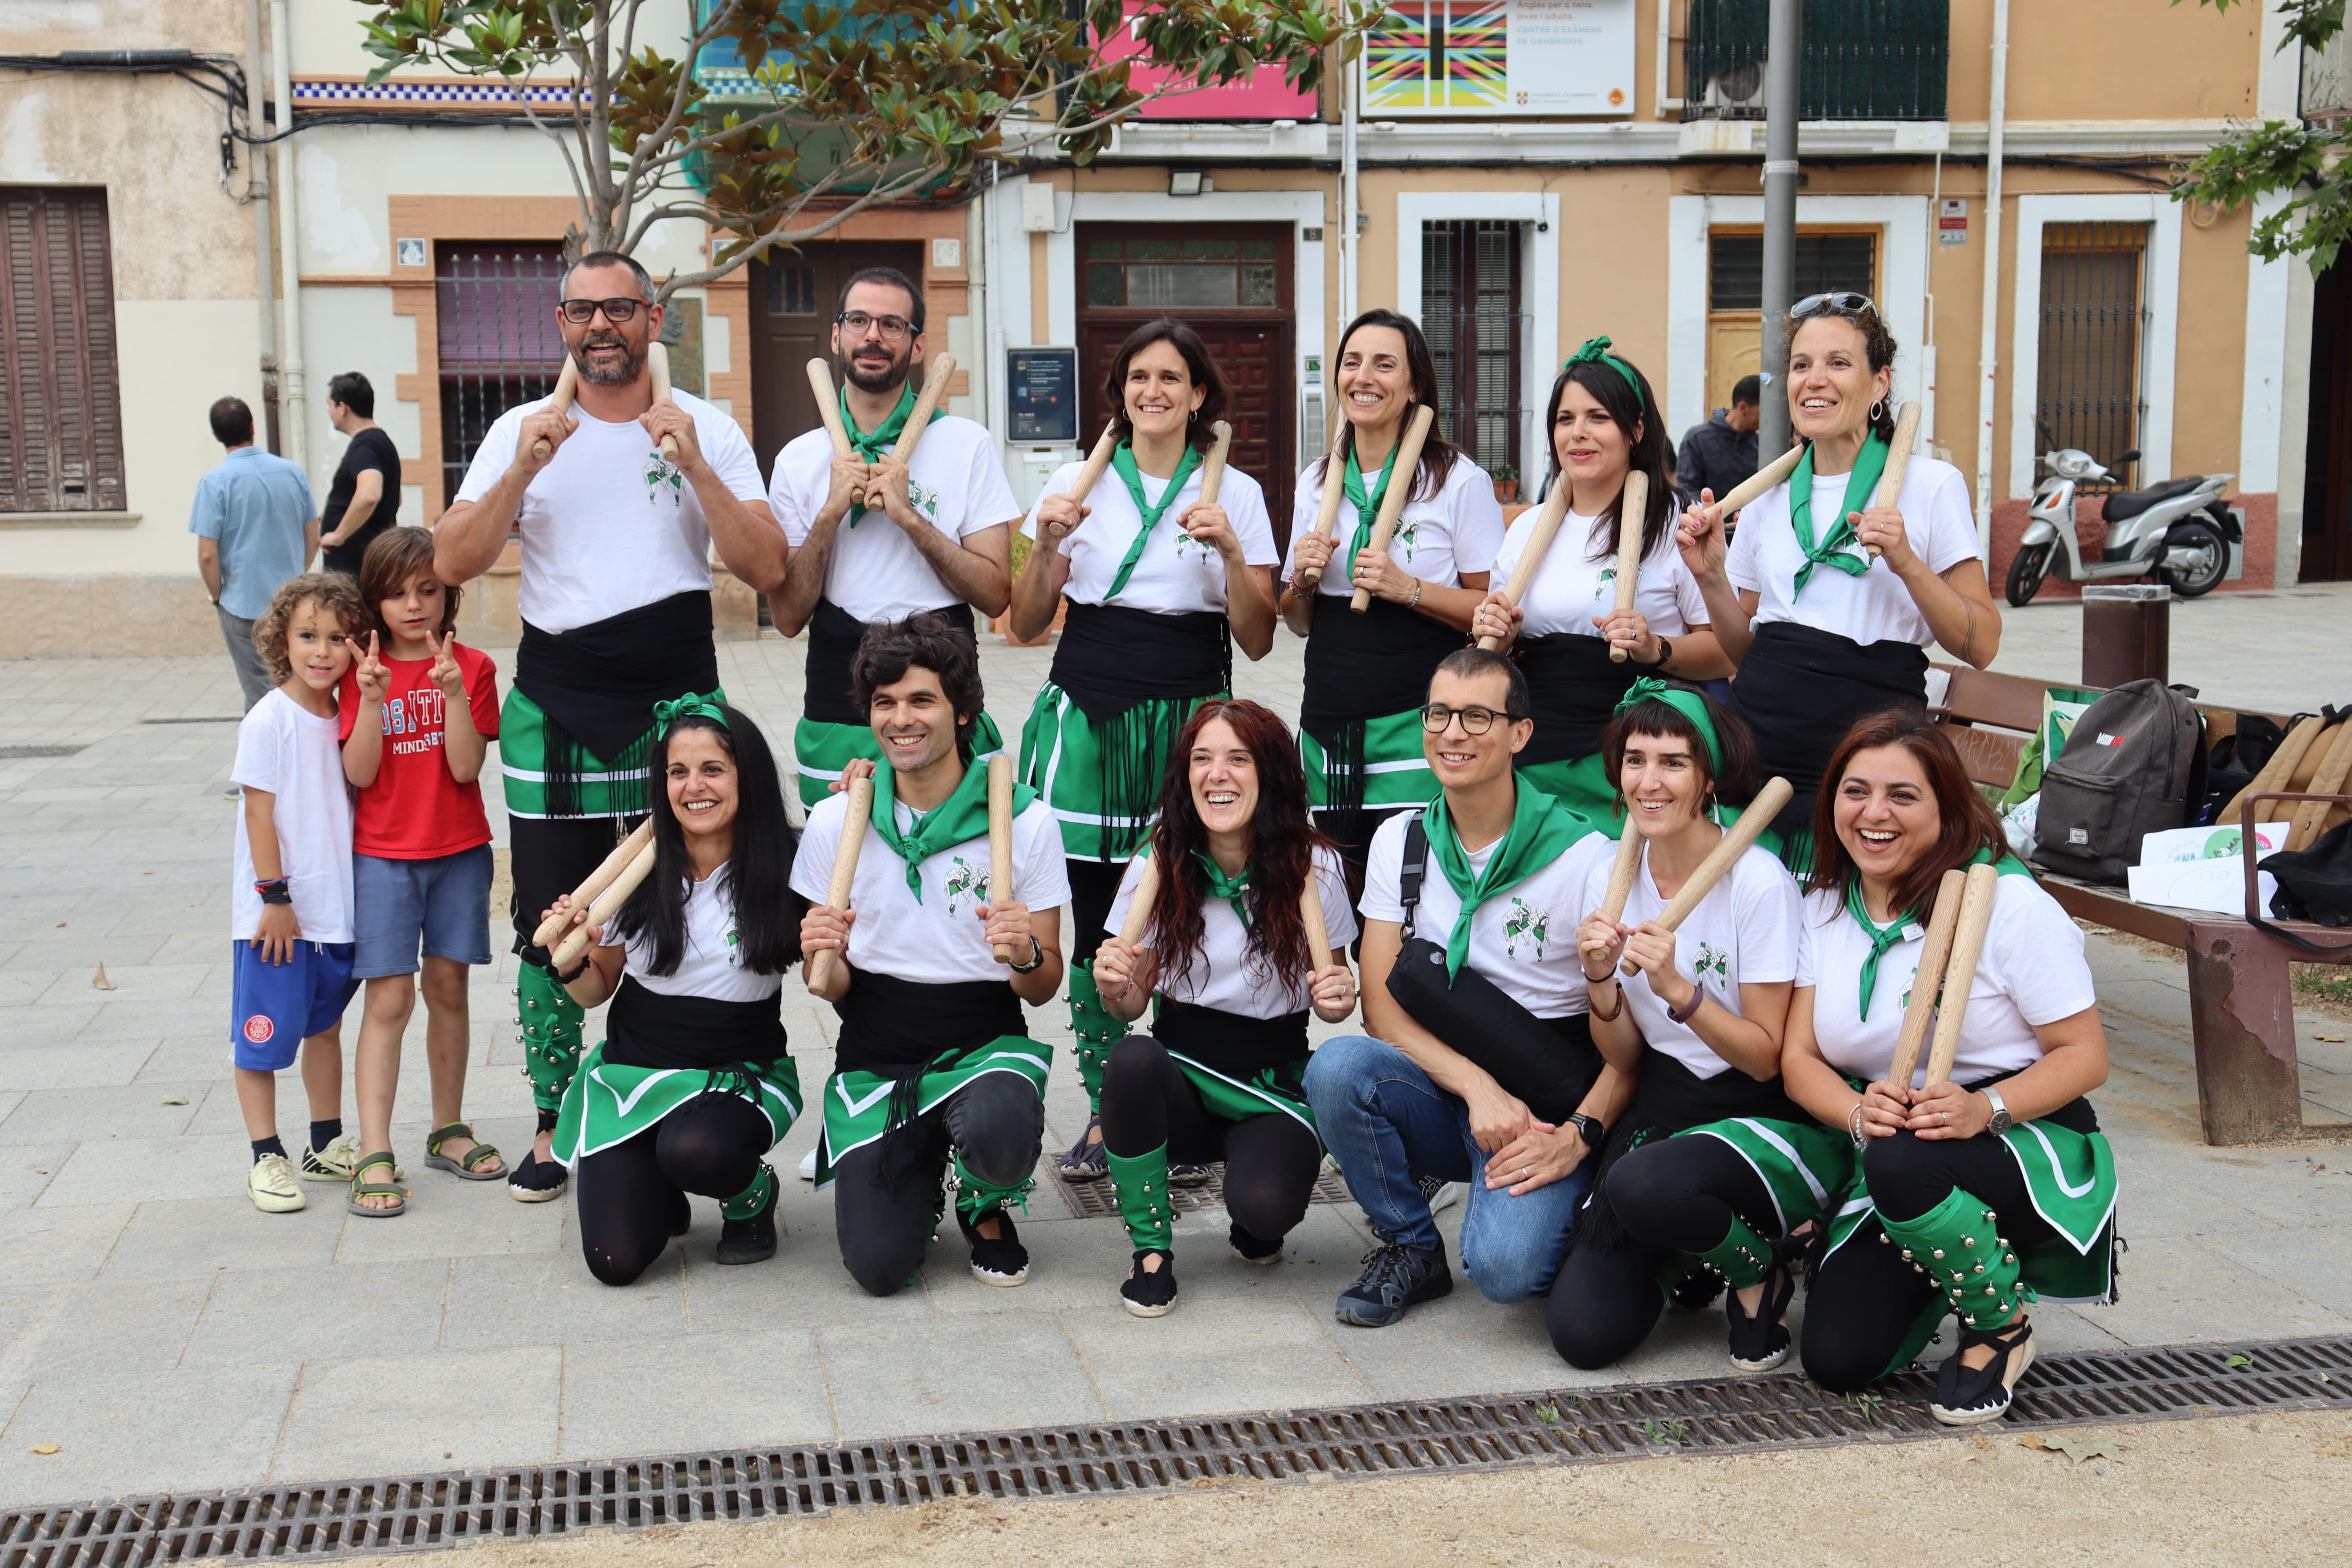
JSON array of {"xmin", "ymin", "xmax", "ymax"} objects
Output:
[
  {"xmin": 804, "ymin": 597, "xmax": 978, "ymax": 727},
  {"xmin": 601, "ymin": 974, "xmax": 788, "ymax": 1071},
  {"xmin": 1730, "ymin": 620, "xmax": 1928, "ymax": 837},
  {"xmin": 1049, "ymin": 601, "xmax": 1230, "ymax": 724},
  {"xmin": 1299, "ymin": 594, "xmax": 1462, "ymax": 730},
  {"xmin": 1153, "ymin": 998, "xmax": 1310, "ymax": 1079},
  {"xmin": 517, "ymin": 590, "xmax": 719, "ymax": 762},
  {"xmin": 1515, "ymin": 632, "xmax": 1641, "ymax": 768},
  {"xmin": 831, "ymin": 970, "xmax": 1026, "ymax": 1079}
]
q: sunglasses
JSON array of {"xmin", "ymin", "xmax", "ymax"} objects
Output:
[
  {"xmin": 1790, "ymin": 291, "xmax": 1881, "ymax": 322},
  {"xmin": 559, "ymin": 297, "xmax": 646, "ymax": 325}
]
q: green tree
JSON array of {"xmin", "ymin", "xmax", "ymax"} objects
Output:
[
  {"xmin": 356, "ymin": 0, "xmax": 1369, "ymax": 296},
  {"xmin": 2175, "ymin": 0, "xmax": 2352, "ymax": 271}
]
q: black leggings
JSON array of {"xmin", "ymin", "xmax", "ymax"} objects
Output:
[
  {"xmin": 1546, "ymin": 1134, "xmax": 1781, "ymax": 1370},
  {"xmin": 1065, "ymin": 858, "xmax": 1127, "ymax": 969},
  {"xmin": 1800, "ymin": 1129, "xmax": 2055, "ymax": 1391},
  {"xmin": 575, "ymin": 1091, "xmax": 773, "ymax": 1287},
  {"xmin": 830, "ymin": 1072, "xmax": 1044, "ymax": 1297},
  {"xmin": 1099, "ymin": 1033, "xmax": 1322, "ymax": 1245}
]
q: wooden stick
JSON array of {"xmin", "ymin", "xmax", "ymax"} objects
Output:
[
  {"xmin": 532, "ymin": 819, "xmax": 654, "ymax": 949},
  {"xmin": 860, "ymin": 351, "xmax": 958, "ymax": 510},
  {"xmin": 1045, "ymin": 423, "xmax": 1122, "ymax": 540},
  {"xmin": 1922, "ymin": 863, "xmax": 2003, "ymax": 1087},
  {"xmin": 1301, "ymin": 866, "xmax": 1334, "ymax": 969},
  {"xmin": 1294, "ymin": 416, "xmax": 1353, "ymax": 594},
  {"xmin": 2287, "ymin": 719, "xmax": 2352, "ymax": 850},
  {"xmin": 550, "ymin": 843, "xmax": 656, "ymax": 971},
  {"xmin": 1863, "ymin": 400, "xmax": 1922, "ymax": 559},
  {"xmin": 1351, "ymin": 403, "xmax": 1437, "ymax": 613},
  {"xmin": 1884, "ymin": 869, "xmax": 1968, "ymax": 1091},
  {"xmin": 988, "ymin": 754, "xmax": 1016, "ymax": 963},
  {"xmin": 808, "ymin": 358, "xmax": 854, "ymax": 459},
  {"xmin": 526, "ymin": 358, "xmax": 580, "ymax": 462},
  {"xmin": 2220, "ymin": 715, "xmax": 2326, "ymax": 826},
  {"xmin": 806, "ymin": 775, "xmax": 872, "ymax": 994},
  {"xmin": 1607, "ymin": 470, "xmax": 1650, "ymax": 663},
  {"xmin": 1597, "ymin": 826, "xmax": 1644, "ymax": 925},
  {"xmin": 1197, "ymin": 419, "xmax": 1233, "ymax": 506},
  {"xmin": 1478, "ymin": 474, "xmax": 1573, "ymax": 651},
  {"xmin": 1624, "ymin": 777, "xmax": 1794, "ymax": 971},
  {"xmin": 647, "ymin": 341, "xmax": 680, "ymax": 462},
  {"xmin": 1702, "ymin": 441, "xmax": 1805, "ymax": 526},
  {"xmin": 1117, "ymin": 851, "xmax": 1161, "ymax": 947}
]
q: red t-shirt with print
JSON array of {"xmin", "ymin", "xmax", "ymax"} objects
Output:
[{"xmin": 337, "ymin": 642, "xmax": 501, "ymax": 859}]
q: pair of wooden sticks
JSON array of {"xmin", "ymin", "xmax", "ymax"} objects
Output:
[
  {"xmin": 806, "ymin": 352, "xmax": 960, "ymax": 508},
  {"xmin": 1590, "ymin": 777, "xmax": 1795, "ymax": 951},
  {"xmin": 1293, "ymin": 403, "xmax": 1439, "ymax": 613},
  {"xmin": 1102, "ymin": 848, "xmax": 1337, "ymax": 1002},
  {"xmin": 524, "ymin": 342, "xmax": 682, "ymax": 464},
  {"xmin": 1047, "ymin": 417, "xmax": 1237, "ymax": 544}
]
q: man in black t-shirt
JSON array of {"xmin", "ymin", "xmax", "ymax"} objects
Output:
[{"xmin": 319, "ymin": 371, "xmax": 403, "ymax": 577}]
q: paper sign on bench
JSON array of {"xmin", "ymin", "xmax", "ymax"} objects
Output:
[{"xmin": 2127, "ymin": 824, "xmax": 2286, "ymax": 915}]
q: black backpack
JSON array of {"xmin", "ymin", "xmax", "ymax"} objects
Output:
[
  {"xmin": 2200, "ymin": 712, "xmax": 2285, "ymax": 826},
  {"xmin": 2033, "ymin": 679, "xmax": 2207, "ymax": 884}
]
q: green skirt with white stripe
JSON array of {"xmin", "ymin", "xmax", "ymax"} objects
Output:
[
  {"xmin": 812, "ymin": 1036, "xmax": 1053, "ymax": 1183},
  {"xmin": 1016, "ymin": 684, "xmax": 1224, "ymax": 862},
  {"xmin": 551, "ymin": 1043, "xmax": 802, "ymax": 1167},
  {"xmin": 499, "ymin": 688, "xmax": 652, "ymax": 820},
  {"xmin": 1167, "ymin": 1047, "xmax": 1319, "ymax": 1142},
  {"xmin": 1301, "ymin": 706, "xmax": 1439, "ymax": 813},
  {"xmin": 792, "ymin": 712, "xmax": 1007, "ymax": 809},
  {"xmin": 1676, "ymin": 1114, "xmax": 1856, "ymax": 1235}
]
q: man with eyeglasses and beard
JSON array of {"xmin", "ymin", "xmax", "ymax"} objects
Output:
[
  {"xmin": 436, "ymin": 249, "xmax": 787, "ymax": 1202},
  {"xmin": 766, "ymin": 267, "xmax": 1020, "ymax": 806}
]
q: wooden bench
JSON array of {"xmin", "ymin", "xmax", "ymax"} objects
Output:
[{"xmin": 1928, "ymin": 664, "xmax": 2352, "ymax": 1145}]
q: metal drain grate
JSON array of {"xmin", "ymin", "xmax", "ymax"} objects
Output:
[
  {"xmin": 7, "ymin": 1336, "xmax": 2348, "ymax": 1564},
  {"xmin": 1043, "ymin": 1158, "xmax": 1354, "ymax": 1221}
]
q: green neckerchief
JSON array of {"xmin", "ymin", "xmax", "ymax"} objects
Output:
[
  {"xmin": 1788, "ymin": 430, "xmax": 1891, "ymax": 599},
  {"xmin": 1613, "ymin": 676, "xmax": 1721, "ymax": 775},
  {"xmin": 1339, "ymin": 439, "xmax": 1402, "ymax": 569},
  {"xmin": 868, "ymin": 758, "xmax": 1035, "ymax": 902},
  {"xmin": 1424, "ymin": 780, "xmax": 1586, "ymax": 984},
  {"xmin": 1103, "ymin": 440, "xmax": 1203, "ymax": 599},
  {"xmin": 1189, "ymin": 850, "xmax": 1253, "ymax": 928},
  {"xmin": 840, "ymin": 381, "xmax": 941, "ymax": 528},
  {"xmin": 1846, "ymin": 846, "xmax": 2034, "ymax": 1018},
  {"xmin": 651, "ymin": 688, "xmax": 729, "ymax": 734}
]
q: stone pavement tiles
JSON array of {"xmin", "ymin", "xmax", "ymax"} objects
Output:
[{"xmin": 1, "ymin": 643, "xmax": 2349, "ymax": 1509}]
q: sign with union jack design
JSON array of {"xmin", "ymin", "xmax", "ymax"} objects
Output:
[{"xmin": 1360, "ymin": 0, "xmax": 1634, "ymax": 117}]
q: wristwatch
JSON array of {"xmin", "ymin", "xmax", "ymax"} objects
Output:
[
  {"xmin": 1647, "ymin": 634, "xmax": 1674, "ymax": 668},
  {"xmin": 1982, "ymin": 1085, "xmax": 2013, "ymax": 1136},
  {"xmin": 1008, "ymin": 935, "xmax": 1047, "ymax": 974},
  {"xmin": 1566, "ymin": 1112, "xmax": 1606, "ymax": 1148}
]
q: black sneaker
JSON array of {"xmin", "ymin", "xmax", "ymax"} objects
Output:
[
  {"xmin": 1120, "ymin": 1249, "xmax": 1178, "ymax": 1317},
  {"xmin": 1334, "ymin": 1241, "xmax": 1452, "ymax": 1327},
  {"xmin": 959, "ymin": 1209, "xmax": 1031, "ymax": 1287},
  {"xmin": 1059, "ymin": 1116, "xmax": 1108, "ymax": 1181},
  {"xmin": 1724, "ymin": 1264, "xmax": 1797, "ymax": 1372},
  {"xmin": 507, "ymin": 1145, "xmax": 568, "ymax": 1204},
  {"xmin": 715, "ymin": 1169, "xmax": 778, "ymax": 1266},
  {"xmin": 1170, "ymin": 1162, "xmax": 1213, "ymax": 1188},
  {"xmin": 1229, "ymin": 1221, "xmax": 1283, "ymax": 1266}
]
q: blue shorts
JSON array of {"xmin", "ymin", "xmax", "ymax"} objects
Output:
[
  {"xmin": 230, "ymin": 940, "xmax": 359, "ymax": 1070},
  {"xmin": 353, "ymin": 844, "xmax": 495, "ymax": 979}
]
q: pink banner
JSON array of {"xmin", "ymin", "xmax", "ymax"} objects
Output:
[{"xmin": 1101, "ymin": 3, "xmax": 1319, "ymax": 120}]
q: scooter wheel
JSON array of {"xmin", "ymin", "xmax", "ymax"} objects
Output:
[
  {"xmin": 2161, "ymin": 518, "xmax": 2229, "ymax": 598},
  {"xmin": 2005, "ymin": 543, "xmax": 2052, "ymax": 607}
]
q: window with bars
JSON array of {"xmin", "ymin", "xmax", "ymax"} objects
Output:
[
  {"xmin": 0, "ymin": 187, "xmax": 126, "ymax": 513},
  {"xmin": 1421, "ymin": 220, "xmax": 1524, "ymax": 481},
  {"xmin": 1707, "ymin": 232, "xmax": 1877, "ymax": 310},
  {"xmin": 1086, "ymin": 234, "xmax": 1281, "ymax": 309},
  {"xmin": 436, "ymin": 243, "xmax": 567, "ymax": 503},
  {"xmin": 2035, "ymin": 221, "xmax": 2148, "ymax": 482}
]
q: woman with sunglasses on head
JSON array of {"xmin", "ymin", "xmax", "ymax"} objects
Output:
[
  {"xmin": 1470, "ymin": 340, "xmax": 1730, "ymax": 836},
  {"xmin": 1009, "ymin": 318, "xmax": 1283, "ymax": 1185},
  {"xmin": 1676, "ymin": 294, "xmax": 2001, "ymax": 858},
  {"xmin": 1281, "ymin": 310, "xmax": 1505, "ymax": 895}
]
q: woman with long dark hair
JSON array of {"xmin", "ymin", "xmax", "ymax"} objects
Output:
[
  {"xmin": 1281, "ymin": 309, "xmax": 1503, "ymax": 893},
  {"xmin": 1472, "ymin": 340, "xmax": 1729, "ymax": 831},
  {"xmin": 1676, "ymin": 295, "xmax": 2002, "ymax": 854},
  {"xmin": 1009, "ymin": 318, "xmax": 1282, "ymax": 1183},
  {"xmin": 542, "ymin": 697, "xmax": 804, "ymax": 1285},
  {"xmin": 1089, "ymin": 700, "xmax": 1359, "ymax": 1317}
]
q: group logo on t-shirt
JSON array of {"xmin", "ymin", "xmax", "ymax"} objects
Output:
[
  {"xmin": 909, "ymin": 479, "xmax": 942, "ymax": 519},
  {"xmin": 644, "ymin": 450, "xmax": 684, "ymax": 505},
  {"xmin": 1392, "ymin": 517, "xmax": 1421, "ymax": 561},
  {"xmin": 1504, "ymin": 896, "xmax": 1553, "ymax": 960},
  {"xmin": 1593, "ymin": 565, "xmax": 1617, "ymax": 601},
  {"xmin": 1693, "ymin": 940, "xmax": 1731, "ymax": 995},
  {"xmin": 943, "ymin": 857, "xmax": 989, "ymax": 917}
]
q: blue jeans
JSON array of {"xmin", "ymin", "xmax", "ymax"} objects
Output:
[{"xmin": 1304, "ymin": 1034, "xmax": 1595, "ymax": 1303}]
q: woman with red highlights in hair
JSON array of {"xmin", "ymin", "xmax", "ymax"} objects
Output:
[{"xmin": 1090, "ymin": 700, "xmax": 1360, "ymax": 1317}]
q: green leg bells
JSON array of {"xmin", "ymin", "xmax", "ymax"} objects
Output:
[
  {"xmin": 721, "ymin": 1162, "xmax": 778, "ymax": 1223},
  {"xmin": 1881, "ymin": 1187, "xmax": 2029, "ymax": 1333},
  {"xmin": 517, "ymin": 960, "xmax": 586, "ymax": 1114},
  {"xmin": 1107, "ymin": 1145, "xmax": 1174, "ymax": 1254},
  {"xmin": 1696, "ymin": 1213, "xmax": 1778, "ymax": 1292},
  {"xmin": 1067, "ymin": 960, "xmax": 1128, "ymax": 1114},
  {"xmin": 951, "ymin": 1150, "xmax": 1036, "ymax": 1227}
]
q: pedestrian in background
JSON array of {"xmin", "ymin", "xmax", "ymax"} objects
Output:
[
  {"xmin": 1676, "ymin": 375, "xmax": 1762, "ymax": 512},
  {"xmin": 191, "ymin": 396, "xmax": 317, "ymax": 712},
  {"xmin": 318, "ymin": 372, "xmax": 403, "ymax": 579}
]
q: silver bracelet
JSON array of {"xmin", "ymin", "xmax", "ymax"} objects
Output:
[
  {"xmin": 1408, "ymin": 579, "xmax": 1423, "ymax": 610},
  {"xmin": 1847, "ymin": 1101, "xmax": 1867, "ymax": 1150}
]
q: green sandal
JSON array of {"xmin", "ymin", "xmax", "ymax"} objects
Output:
[
  {"xmin": 424, "ymin": 1122, "xmax": 505, "ymax": 1181},
  {"xmin": 347, "ymin": 1151, "xmax": 407, "ymax": 1218}
]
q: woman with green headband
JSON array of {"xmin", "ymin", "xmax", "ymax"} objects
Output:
[
  {"xmin": 1546, "ymin": 679, "xmax": 1807, "ymax": 1372},
  {"xmin": 1675, "ymin": 296, "xmax": 2002, "ymax": 854},
  {"xmin": 1009, "ymin": 318, "xmax": 1281, "ymax": 1186},
  {"xmin": 1472, "ymin": 341, "xmax": 1729, "ymax": 833},
  {"xmin": 539, "ymin": 695, "xmax": 806, "ymax": 1285}
]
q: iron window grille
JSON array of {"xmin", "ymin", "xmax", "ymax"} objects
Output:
[
  {"xmin": 1683, "ymin": 0, "xmax": 1949, "ymax": 122},
  {"xmin": 2034, "ymin": 221, "xmax": 2151, "ymax": 488},
  {"xmin": 436, "ymin": 243, "xmax": 568, "ymax": 508},
  {"xmin": 1422, "ymin": 220, "xmax": 1525, "ymax": 485}
]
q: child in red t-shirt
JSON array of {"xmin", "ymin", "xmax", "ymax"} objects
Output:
[{"xmin": 338, "ymin": 527, "xmax": 506, "ymax": 1214}]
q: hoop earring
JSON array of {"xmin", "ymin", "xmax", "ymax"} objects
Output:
[{"xmin": 1869, "ymin": 398, "xmax": 1886, "ymax": 424}]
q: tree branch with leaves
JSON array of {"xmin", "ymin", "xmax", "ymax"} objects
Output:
[{"xmin": 2175, "ymin": 0, "xmax": 2352, "ymax": 271}]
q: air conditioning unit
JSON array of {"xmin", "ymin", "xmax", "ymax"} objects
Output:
[{"xmin": 1701, "ymin": 62, "xmax": 1767, "ymax": 113}]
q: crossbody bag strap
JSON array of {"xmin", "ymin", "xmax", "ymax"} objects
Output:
[{"xmin": 1398, "ymin": 812, "xmax": 1428, "ymax": 940}]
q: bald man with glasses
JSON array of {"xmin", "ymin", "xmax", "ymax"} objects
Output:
[{"xmin": 435, "ymin": 249, "xmax": 788, "ymax": 1201}]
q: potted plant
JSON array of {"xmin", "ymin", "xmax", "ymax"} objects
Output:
[{"xmin": 1491, "ymin": 465, "xmax": 1519, "ymax": 505}]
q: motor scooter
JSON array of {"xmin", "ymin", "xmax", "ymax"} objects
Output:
[{"xmin": 2005, "ymin": 445, "xmax": 2239, "ymax": 606}]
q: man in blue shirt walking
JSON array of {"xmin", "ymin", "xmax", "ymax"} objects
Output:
[{"xmin": 190, "ymin": 396, "xmax": 318, "ymax": 710}]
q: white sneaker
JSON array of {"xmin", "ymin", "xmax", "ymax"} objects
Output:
[
  {"xmin": 249, "ymin": 1153, "xmax": 307, "ymax": 1213},
  {"xmin": 1417, "ymin": 1173, "xmax": 1464, "ymax": 1216},
  {"xmin": 799, "ymin": 1147, "xmax": 819, "ymax": 1181},
  {"xmin": 302, "ymin": 1133, "xmax": 362, "ymax": 1182}
]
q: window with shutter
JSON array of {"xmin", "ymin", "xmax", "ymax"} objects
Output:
[{"xmin": 0, "ymin": 187, "xmax": 128, "ymax": 513}]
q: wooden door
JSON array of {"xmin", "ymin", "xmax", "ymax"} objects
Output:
[
  {"xmin": 749, "ymin": 241, "xmax": 924, "ymax": 477},
  {"xmin": 2301, "ymin": 253, "xmax": 2350, "ymax": 581}
]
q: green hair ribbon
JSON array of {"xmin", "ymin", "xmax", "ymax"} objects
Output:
[
  {"xmin": 651, "ymin": 689, "xmax": 730, "ymax": 734},
  {"xmin": 1613, "ymin": 676, "xmax": 1720, "ymax": 774},
  {"xmin": 1564, "ymin": 335, "xmax": 1645, "ymax": 410}
]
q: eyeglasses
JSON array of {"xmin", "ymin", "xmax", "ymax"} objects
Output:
[
  {"xmin": 1420, "ymin": 702, "xmax": 1521, "ymax": 736},
  {"xmin": 1790, "ymin": 291, "xmax": 1880, "ymax": 322},
  {"xmin": 559, "ymin": 297, "xmax": 646, "ymax": 325},
  {"xmin": 837, "ymin": 311, "xmax": 914, "ymax": 341}
]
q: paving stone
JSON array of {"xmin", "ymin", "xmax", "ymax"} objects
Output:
[
  {"xmin": 440, "ymin": 1250, "xmax": 689, "ymax": 1352},
  {"xmin": 271, "ymin": 1346, "xmax": 561, "ymax": 1485},
  {"xmin": 0, "ymin": 1042, "xmax": 159, "ymax": 1092},
  {"xmin": 817, "ymin": 1310, "xmax": 1106, "ymax": 1440},
  {"xmin": 100, "ymin": 1195, "xmax": 349, "ymax": 1279},
  {"xmin": 1061, "ymin": 1293, "xmax": 1372, "ymax": 1420},
  {"xmin": 331, "ymin": 1181, "xmax": 570, "ymax": 1265},
  {"xmin": 0, "ymin": 1362, "xmax": 300, "ymax": 1510},
  {"xmin": 0, "ymin": 1083, "xmax": 209, "ymax": 1142},
  {"xmin": 558, "ymin": 1329, "xmax": 835, "ymax": 1459},
  {"xmin": 36, "ymin": 1133, "xmax": 266, "ymax": 1208},
  {"xmin": 183, "ymin": 1261, "xmax": 450, "ymax": 1368},
  {"xmin": 0, "ymin": 1204, "xmax": 133, "ymax": 1283},
  {"xmin": 0, "ymin": 1275, "xmax": 216, "ymax": 1384},
  {"xmin": 2086, "ymin": 1234, "xmax": 2352, "ymax": 1346}
]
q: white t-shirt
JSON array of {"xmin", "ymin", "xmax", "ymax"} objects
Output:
[
  {"xmin": 454, "ymin": 387, "xmax": 771, "ymax": 633},
  {"xmin": 790, "ymin": 788, "xmax": 1071, "ymax": 985},
  {"xmin": 1279, "ymin": 456, "xmax": 1504, "ymax": 598},
  {"xmin": 1495, "ymin": 503, "xmax": 1710, "ymax": 641},
  {"xmin": 622, "ymin": 862, "xmax": 782, "ymax": 1004},
  {"xmin": 1797, "ymin": 874, "xmax": 2095, "ymax": 1088},
  {"xmin": 1586, "ymin": 839, "xmax": 1801, "ymax": 1079},
  {"xmin": 1361, "ymin": 809, "xmax": 1614, "ymax": 1020},
  {"xmin": 1725, "ymin": 451, "xmax": 1978, "ymax": 646},
  {"xmin": 1022, "ymin": 455, "xmax": 1279, "ymax": 615},
  {"xmin": 230, "ymin": 689, "xmax": 355, "ymax": 944},
  {"xmin": 1104, "ymin": 844, "xmax": 1360, "ymax": 1020},
  {"xmin": 768, "ymin": 413, "xmax": 1022, "ymax": 622}
]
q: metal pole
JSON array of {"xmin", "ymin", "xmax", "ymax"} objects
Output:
[
  {"xmin": 1973, "ymin": 0, "xmax": 2012, "ymax": 557},
  {"xmin": 243, "ymin": 0, "xmax": 276, "ymax": 448},
  {"xmin": 270, "ymin": 0, "xmax": 308, "ymax": 481},
  {"xmin": 1757, "ymin": 0, "xmax": 1801, "ymax": 459}
]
